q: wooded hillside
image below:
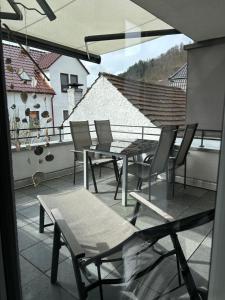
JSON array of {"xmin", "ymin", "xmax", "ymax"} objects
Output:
[{"xmin": 119, "ymin": 44, "xmax": 187, "ymax": 84}]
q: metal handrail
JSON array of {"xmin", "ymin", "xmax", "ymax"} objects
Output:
[{"xmin": 10, "ymin": 124, "xmax": 222, "ymax": 148}]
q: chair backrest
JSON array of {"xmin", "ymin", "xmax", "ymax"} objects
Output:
[
  {"xmin": 150, "ymin": 125, "xmax": 178, "ymax": 175},
  {"xmin": 94, "ymin": 120, "xmax": 113, "ymax": 144},
  {"xmin": 175, "ymin": 123, "xmax": 198, "ymax": 167},
  {"xmin": 70, "ymin": 121, "xmax": 92, "ymax": 150}
]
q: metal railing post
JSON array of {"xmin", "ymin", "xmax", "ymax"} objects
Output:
[
  {"xmin": 200, "ymin": 130, "xmax": 205, "ymax": 148},
  {"xmin": 141, "ymin": 126, "xmax": 144, "ymax": 140},
  {"xmin": 59, "ymin": 126, "xmax": 62, "ymax": 142}
]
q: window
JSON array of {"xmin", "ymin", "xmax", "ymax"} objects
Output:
[
  {"xmin": 17, "ymin": 68, "xmax": 31, "ymax": 82},
  {"xmin": 63, "ymin": 110, "xmax": 69, "ymax": 121},
  {"xmin": 70, "ymin": 74, "xmax": 78, "ymax": 85},
  {"xmin": 29, "ymin": 111, "xmax": 40, "ymax": 129},
  {"xmin": 60, "ymin": 73, "xmax": 69, "ymax": 92}
]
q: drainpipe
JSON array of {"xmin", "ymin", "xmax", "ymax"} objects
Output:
[{"xmin": 50, "ymin": 94, "xmax": 55, "ymax": 135}]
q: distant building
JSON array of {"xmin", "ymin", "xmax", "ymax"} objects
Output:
[
  {"xmin": 68, "ymin": 73, "xmax": 186, "ymax": 137},
  {"xmin": 168, "ymin": 63, "xmax": 187, "ymax": 91},
  {"xmin": 4, "ymin": 44, "xmax": 89, "ymax": 135}
]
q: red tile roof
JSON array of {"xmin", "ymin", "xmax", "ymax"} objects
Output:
[
  {"xmin": 3, "ymin": 44, "xmax": 55, "ymax": 95},
  {"xmin": 102, "ymin": 73, "xmax": 186, "ymax": 127},
  {"xmin": 38, "ymin": 52, "xmax": 61, "ymax": 69}
]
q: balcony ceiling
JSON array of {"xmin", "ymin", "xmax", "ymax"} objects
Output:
[
  {"xmin": 132, "ymin": 0, "xmax": 225, "ymax": 42},
  {"xmin": 1, "ymin": 0, "xmax": 172, "ymax": 57}
]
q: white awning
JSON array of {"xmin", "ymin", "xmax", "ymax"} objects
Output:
[
  {"xmin": 132, "ymin": 0, "xmax": 225, "ymax": 42},
  {"xmin": 1, "ymin": 0, "xmax": 172, "ymax": 59}
]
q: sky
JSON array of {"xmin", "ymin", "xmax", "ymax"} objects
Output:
[{"xmin": 82, "ymin": 34, "xmax": 192, "ymax": 87}]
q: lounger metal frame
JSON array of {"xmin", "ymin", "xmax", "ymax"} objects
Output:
[{"xmin": 48, "ymin": 193, "xmax": 214, "ymax": 300}]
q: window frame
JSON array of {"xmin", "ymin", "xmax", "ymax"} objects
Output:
[
  {"xmin": 63, "ymin": 109, "xmax": 69, "ymax": 121},
  {"xmin": 70, "ymin": 74, "xmax": 78, "ymax": 85},
  {"xmin": 60, "ymin": 73, "xmax": 69, "ymax": 93}
]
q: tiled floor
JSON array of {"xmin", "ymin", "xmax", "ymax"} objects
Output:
[{"xmin": 15, "ymin": 167, "xmax": 216, "ymax": 299}]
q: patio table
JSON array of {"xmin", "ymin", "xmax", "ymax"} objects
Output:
[{"xmin": 83, "ymin": 139, "xmax": 158, "ymax": 206}]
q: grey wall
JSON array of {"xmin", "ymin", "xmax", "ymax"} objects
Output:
[{"xmin": 186, "ymin": 42, "xmax": 225, "ymax": 131}]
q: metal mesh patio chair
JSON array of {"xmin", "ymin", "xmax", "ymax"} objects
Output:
[
  {"xmin": 114, "ymin": 125, "xmax": 178, "ymax": 201},
  {"xmin": 70, "ymin": 121, "xmax": 118, "ymax": 193},
  {"xmin": 37, "ymin": 188, "xmax": 214, "ymax": 300},
  {"xmin": 94, "ymin": 120, "xmax": 113, "ymax": 144},
  {"xmin": 170, "ymin": 123, "xmax": 198, "ymax": 196},
  {"xmin": 94, "ymin": 119, "xmax": 119, "ymax": 178}
]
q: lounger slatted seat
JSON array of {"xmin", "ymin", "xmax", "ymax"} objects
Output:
[{"xmin": 38, "ymin": 188, "xmax": 214, "ymax": 300}]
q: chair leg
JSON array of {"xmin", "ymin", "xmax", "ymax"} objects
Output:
[
  {"xmin": 39, "ymin": 205, "xmax": 45, "ymax": 233},
  {"xmin": 138, "ymin": 179, "xmax": 143, "ymax": 190},
  {"xmin": 136, "ymin": 178, "xmax": 141, "ymax": 190},
  {"xmin": 130, "ymin": 202, "xmax": 141, "ymax": 226},
  {"xmin": 112, "ymin": 156, "xmax": 119, "ymax": 182},
  {"xmin": 51, "ymin": 224, "xmax": 61, "ymax": 284},
  {"xmin": 171, "ymin": 166, "xmax": 175, "ymax": 198},
  {"xmin": 184, "ymin": 159, "xmax": 187, "ymax": 189},
  {"xmin": 89, "ymin": 157, "xmax": 98, "ymax": 193},
  {"xmin": 73, "ymin": 153, "xmax": 76, "ymax": 185},
  {"xmin": 170, "ymin": 233, "xmax": 201, "ymax": 299},
  {"xmin": 96, "ymin": 261, "xmax": 104, "ymax": 300},
  {"xmin": 114, "ymin": 167, "xmax": 123, "ymax": 200},
  {"xmin": 148, "ymin": 179, "xmax": 152, "ymax": 202},
  {"xmin": 71, "ymin": 255, "xmax": 87, "ymax": 300}
]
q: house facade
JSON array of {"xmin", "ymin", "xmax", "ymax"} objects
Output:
[
  {"xmin": 67, "ymin": 73, "xmax": 186, "ymax": 139},
  {"xmin": 4, "ymin": 43, "xmax": 89, "ymax": 142}
]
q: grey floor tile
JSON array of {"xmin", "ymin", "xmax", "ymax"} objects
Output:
[
  {"xmin": 15, "ymin": 189, "xmax": 28, "ymax": 199},
  {"xmin": 22, "ymin": 274, "xmax": 76, "ymax": 300},
  {"xmin": 21, "ymin": 238, "xmax": 68, "ymax": 273},
  {"xmin": 18, "ymin": 222, "xmax": 51, "ymax": 251},
  {"xmin": 19, "ymin": 203, "xmax": 52, "ymax": 225},
  {"xmin": 21, "ymin": 184, "xmax": 51, "ymax": 196},
  {"xmin": 16, "ymin": 212, "xmax": 33, "ymax": 228},
  {"xmin": 16, "ymin": 199, "xmax": 39, "ymax": 211},
  {"xmin": 16, "ymin": 171, "xmax": 215, "ymax": 299},
  {"xmin": 20, "ymin": 256, "xmax": 43, "ymax": 286}
]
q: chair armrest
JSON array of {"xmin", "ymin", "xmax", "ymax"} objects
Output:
[
  {"xmin": 144, "ymin": 154, "xmax": 154, "ymax": 163},
  {"xmin": 70, "ymin": 149, "xmax": 83, "ymax": 153},
  {"xmin": 132, "ymin": 161, "xmax": 150, "ymax": 167},
  {"xmin": 129, "ymin": 192, "xmax": 174, "ymax": 223},
  {"xmin": 51, "ymin": 208, "xmax": 85, "ymax": 258}
]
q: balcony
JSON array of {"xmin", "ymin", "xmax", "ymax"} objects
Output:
[{"xmin": 16, "ymin": 164, "xmax": 215, "ymax": 299}]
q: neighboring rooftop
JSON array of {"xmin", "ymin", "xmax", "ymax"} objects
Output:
[
  {"xmin": 169, "ymin": 63, "xmax": 187, "ymax": 81},
  {"xmin": 102, "ymin": 73, "xmax": 187, "ymax": 126},
  {"xmin": 38, "ymin": 52, "xmax": 61, "ymax": 70},
  {"xmin": 3, "ymin": 44, "xmax": 89, "ymax": 95},
  {"xmin": 3, "ymin": 44, "xmax": 55, "ymax": 95}
]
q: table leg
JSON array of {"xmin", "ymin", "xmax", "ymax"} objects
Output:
[
  {"xmin": 84, "ymin": 150, "xmax": 89, "ymax": 190},
  {"xmin": 122, "ymin": 156, "xmax": 128, "ymax": 206}
]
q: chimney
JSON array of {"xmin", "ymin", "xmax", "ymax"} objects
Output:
[{"xmin": 67, "ymin": 83, "xmax": 83, "ymax": 113}]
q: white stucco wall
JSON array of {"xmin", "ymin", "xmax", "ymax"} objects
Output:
[
  {"xmin": 66, "ymin": 76, "xmax": 160, "ymax": 140},
  {"xmin": 7, "ymin": 92, "xmax": 54, "ymax": 139},
  {"xmin": 48, "ymin": 56, "xmax": 88, "ymax": 127},
  {"xmin": 12, "ymin": 141, "xmax": 74, "ymax": 184}
]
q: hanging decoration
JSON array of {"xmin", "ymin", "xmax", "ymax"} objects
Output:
[
  {"xmin": 20, "ymin": 91, "xmax": 28, "ymax": 103},
  {"xmin": 34, "ymin": 145, "xmax": 44, "ymax": 156},
  {"xmin": 33, "ymin": 103, "xmax": 40, "ymax": 109},
  {"xmin": 32, "ymin": 171, "xmax": 45, "ymax": 187},
  {"xmin": 41, "ymin": 110, "xmax": 49, "ymax": 118},
  {"xmin": 45, "ymin": 153, "xmax": 54, "ymax": 162}
]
